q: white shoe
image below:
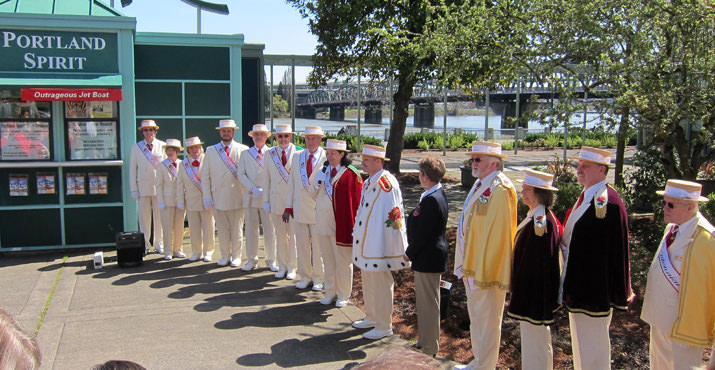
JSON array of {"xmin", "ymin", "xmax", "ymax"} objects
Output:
[
  {"xmin": 217, "ymin": 257, "xmax": 229, "ymax": 266},
  {"xmin": 230, "ymin": 258, "xmax": 242, "ymax": 268},
  {"xmin": 241, "ymin": 260, "xmax": 257, "ymax": 271},
  {"xmin": 163, "ymin": 254, "xmax": 172, "ymax": 260},
  {"xmin": 311, "ymin": 282, "xmax": 324, "ymax": 291},
  {"xmin": 335, "ymin": 300, "xmax": 349, "ymax": 308},
  {"xmin": 203, "ymin": 253, "xmax": 212, "ymax": 262},
  {"xmin": 274, "ymin": 269, "xmax": 286, "ymax": 279},
  {"xmin": 286, "ymin": 271, "xmax": 297, "ymax": 280},
  {"xmin": 295, "ymin": 278, "xmax": 311, "ymax": 289},
  {"xmin": 363, "ymin": 328, "xmax": 393, "ymax": 340},
  {"xmin": 452, "ymin": 365, "xmax": 472, "ymax": 370},
  {"xmin": 188, "ymin": 254, "xmax": 200, "ymax": 262},
  {"xmin": 155, "ymin": 245, "xmax": 164, "ymax": 254},
  {"xmin": 352, "ymin": 319, "xmax": 376, "ymax": 329},
  {"xmin": 266, "ymin": 260, "xmax": 279, "ymax": 272},
  {"xmin": 174, "ymin": 251, "xmax": 186, "ymax": 258},
  {"xmin": 320, "ymin": 296, "xmax": 335, "ymax": 305}
]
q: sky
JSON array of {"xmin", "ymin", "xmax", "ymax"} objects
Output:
[{"xmin": 115, "ymin": 0, "xmax": 317, "ymax": 83}]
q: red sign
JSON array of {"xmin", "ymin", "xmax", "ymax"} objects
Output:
[{"xmin": 21, "ymin": 88, "xmax": 123, "ymax": 102}]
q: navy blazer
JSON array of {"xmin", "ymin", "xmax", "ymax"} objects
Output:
[{"xmin": 406, "ymin": 187, "xmax": 449, "ymax": 273}]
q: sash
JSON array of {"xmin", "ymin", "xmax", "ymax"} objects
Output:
[
  {"xmin": 249, "ymin": 146, "xmax": 264, "ymax": 168},
  {"xmin": 137, "ymin": 141, "xmax": 159, "ymax": 169},
  {"xmin": 214, "ymin": 143, "xmax": 239, "ymax": 181},
  {"xmin": 657, "ymin": 237, "xmax": 681, "ymax": 293},
  {"xmin": 183, "ymin": 158, "xmax": 202, "ymax": 191},
  {"xmin": 162, "ymin": 159, "xmax": 178, "ymax": 178},
  {"xmin": 269, "ymin": 147, "xmax": 290, "ymax": 183},
  {"xmin": 299, "ymin": 150, "xmax": 316, "ymax": 199},
  {"xmin": 325, "ymin": 166, "xmax": 344, "ymax": 201}
]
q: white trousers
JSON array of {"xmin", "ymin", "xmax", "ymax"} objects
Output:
[
  {"xmin": 569, "ymin": 312, "xmax": 612, "ymax": 370},
  {"xmin": 214, "ymin": 209, "xmax": 244, "ymax": 261},
  {"xmin": 244, "ymin": 207, "xmax": 276, "ymax": 263},
  {"xmin": 271, "ymin": 214, "xmax": 297, "ymax": 273},
  {"xmin": 293, "ymin": 221, "xmax": 323, "ymax": 283},
  {"xmin": 649, "ymin": 324, "xmax": 703, "ymax": 370},
  {"xmin": 464, "ymin": 282, "xmax": 507, "ymax": 370},
  {"xmin": 138, "ymin": 195, "xmax": 162, "ymax": 249},
  {"xmin": 315, "ymin": 233, "xmax": 353, "ymax": 301},
  {"xmin": 186, "ymin": 209, "xmax": 214, "ymax": 258},
  {"xmin": 520, "ymin": 321, "xmax": 553, "ymax": 370},
  {"xmin": 362, "ymin": 270, "xmax": 394, "ymax": 331},
  {"xmin": 160, "ymin": 206, "xmax": 185, "ymax": 255}
]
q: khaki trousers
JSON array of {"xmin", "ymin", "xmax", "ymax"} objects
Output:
[
  {"xmin": 160, "ymin": 206, "xmax": 185, "ymax": 255},
  {"xmin": 214, "ymin": 209, "xmax": 244, "ymax": 261},
  {"xmin": 244, "ymin": 207, "xmax": 276, "ymax": 263},
  {"xmin": 315, "ymin": 233, "xmax": 353, "ymax": 301},
  {"xmin": 649, "ymin": 324, "xmax": 703, "ymax": 370},
  {"xmin": 293, "ymin": 222, "xmax": 323, "ymax": 283},
  {"xmin": 271, "ymin": 214, "xmax": 296, "ymax": 273},
  {"xmin": 569, "ymin": 312, "xmax": 612, "ymax": 370},
  {"xmin": 464, "ymin": 281, "xmax": 507, "ymax": 370},
  {"xmin": 520, "ymin": 321, "xmax": 553, "ymax": 370},
  {"xmin": 414, "ymin": 271, "xmax": 441, "ymax": 356},
  {"xmin": 138, "ymin": 195, "xmax": 162, "ymax": 250},
  {"xmin": 362, "ymin": 270, "xmax": 394, "ymax": 331},
  {"xmin": 186, "ymin": 209, "xmax": 214, "ymax": 258}
]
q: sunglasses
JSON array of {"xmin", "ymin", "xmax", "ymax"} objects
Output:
[
  {"xmin": 469, "ymin": 158, "xmax": 484, "ymax": 163},
  {"xmin": 276, "ymin": 134, "xmax": 291, "ymax": 138},
  {"xmin": 662, "ymin": 200, "xmax": 678, "ymax": 209},
  {"xmin": 142, "ymin": 128, "xmax": 155, "ymax": 132}
]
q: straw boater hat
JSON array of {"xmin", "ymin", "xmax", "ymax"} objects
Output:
[
  {"xmin": 464, "ymin": 141, "xmax": 507, "ymax": 159},
  {"xmin": 164, "ymin": 139, "xmax": 184, "ymax": 152},
  {"xmin": 325, "ymin": 139, "xmax": 349, "ymax": 152},
  {"xmin": 216, "ymin": 119, "xmax": 238, "ymax": 130},
  {"xmin": 138, "ymin": 120, "xmax": 159, "ymax": 131},
  {"xmin": 361, "ymin": 144, "xmax": 389, "ymax": 161},
  {"xmin": 248, "ymin": 124, "xmax": 272, "ymax": 137},
  {"xmin": 656, "ymin": 179, "xmax": 709, "ymax": 202},
  {"xmin": 301, "ymin": 126, "xmax": 326, "ymax": 138},
  {"xmin": 184, "ymin": 136, "xmax": 204, "ymax": 147},
  {"xmin": 274, "ymin": 124, "xmax": 294, "ymax": 135},
  {"xmin": 572, "ymin": 146, "xmax": 612, "ymax": 166},
  {"xmin": 519, "ymin": 169, "xmax": 559, "ymax": 191}
]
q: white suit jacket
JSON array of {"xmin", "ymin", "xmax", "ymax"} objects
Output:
[
  {"xmin": 285, "ymin": 147, "xmax": 325, "ymax": 224},
  {"xmin": 200, "ymin": 141, "xmax": 248, "ymax": 211},
  {"xmin": 129, "ymin": 139, "xmax": 166, "ymax": 196},
  {"xmin": 156, "ymin": 158, "xmax": 180, "ymax": 207},
  {"xmin": 263, "ymin": 144, "xmax": 297, "ymax": 216},
  {"xmin": 177, "ymin": 154, "xmax": 205, "ymax": 212},
  {"xmin": 238, "ymin": 145, "xmax": 270, "ymax": 208}
]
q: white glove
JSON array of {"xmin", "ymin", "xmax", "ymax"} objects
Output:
[
  {"xmin": 251, "ymin": 187, "xmax": 263, "ymax": 198},
  {"xmin": 131, "ymin": 191, "xmax": 139, "ymax": 200},
  {"xmin": 315, "ymin": 171, "xmax": 327, "ymax": 184},
  {"xmin": 203, "ymin": 198, "xmax": 213, "ymax": 211},
  {"xmin": 158, "ymin": 203, "xmax": 165, "ymax": 209},
  {"xmin": 177, "ymin": 204, "xmax": 185, "ymax": 210},
  {"xmin": 263, "ymin": 202, "xmax": 270, "ymax": 213}
]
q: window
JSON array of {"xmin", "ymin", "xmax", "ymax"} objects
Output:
[
  {"xmin": 65, "ymin": 101, "xmax": 119, "ymax": 160},
  {"xmin": 0, "ymin": 89, "xmax": 52, "ymax": 161}
]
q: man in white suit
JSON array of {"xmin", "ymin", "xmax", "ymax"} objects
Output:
[
  {"xmin": 284, "ymin": 126, "xmax": 325, "ymax": 290},
  {"xmin": 129, "ymin": 119, "xmax": 166, "ymax": 253},
  {"xmin": 238, "ymin": 124, "xmax": 277, "ymax": 272},
  {"xmin": 177, "ymin": 137, "xmax": 215, "ymax": 262},
  {"xmin": 264, "ymin": 124, "xmax": 298, "ymax": 279},
  {"xmin": 201, "ymin": 119, "xmax": 248, "ymax": 267}
]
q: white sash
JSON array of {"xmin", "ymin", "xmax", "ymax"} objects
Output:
[
  {"xmin": 249, "ymin": 146, "xmax": 264, "ymax": 168},
  {"xmin": 162, "ymin": 159, "xmax": 178, "ymax": 178},
  {"xmin": 269, "ymin": 147, "xmax": 290, "ymax": 183},
  {"xmin": 657, "ymin": 235, "xmax": 681, "ymax": 293},
  {"xmin": 214, "ymin": 143, "xmax": 239, "ymax": 181},
  {"xmin": 137, "ymin": 141, "xmax": 159, "ymax": 169},
  {"xmin": 325, "ymin": 166, "xmax": 345, "ymax": 201},
  {"xmin": 183, "ymin": 158, "xmax": 202, "ymax": 191},
  {"xmin": 299, "ymin": 150, "xmax": 316, "ymax": 199}
]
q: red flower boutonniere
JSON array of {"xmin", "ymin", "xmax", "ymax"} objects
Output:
[
  {"xmin": 412, "ymin": 205, "xmax": 420, "ymax": 217},
  {"xmin": 385, "ymin": 207, "xmax": 403, "ymax": 230},
  {"xmin": 479, "ymin": 188, "xmax": 492, "ymax": 203},
  {"xmin": 596, "ymin": 196, "xmax": 606, "ymax": 207}
]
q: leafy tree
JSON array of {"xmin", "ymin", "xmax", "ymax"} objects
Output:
[
  {"xmin": 272, "ymin": 95, "xmax": 289, "ymax": 117},
  {"xmin": 276, "ymin": 81, "xmax": 285, "ymax": 99}
]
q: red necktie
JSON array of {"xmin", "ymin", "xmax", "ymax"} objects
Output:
[
  {"xmin": 575, "ymin": 192, "xmax": 585, "ymax": 208},
  {"xmin": 281, "ymin": 150, "xmax": 287, "ymax": 166},
  {"xmin": 171, "ymin": 162, "xmax": 177, "ymax": 168},
  {"xmin": 666, "ymin": 225, "xmax": 679, "ymax": 248},
  {"xmin": 224, "ymin": 145, "xmax": 230, "ymax": 155},
  {"xmin": 564, "ymin": 192, "xmax": 586, "ymax": 225},
  {"xmin": 259, "ymin": 151, "xmax": 263, "ymax": 158},
  {"xmin": 192, "ymin": 160, "xmax": 200, "ymax": 167},
  {"xmin": 330, "ymin": 167, "xmax": 337, "ymax": 178},
  {"xmin": 470, "ymin": 180, "xmax": 482, "ymax": 198},
  {"xmin": 147, "ymin": 143, "xmax": 153, "ymax": 151},
  {"xmin": 307, "ymin": 154, "xmax": 314, "ymax": 178}
]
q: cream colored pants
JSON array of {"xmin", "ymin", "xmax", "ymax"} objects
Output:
[
  {"xmin": 138, "ymin": 195, "xmax": 162, "ymax": 250},
  {"xmin": 160, "ymin": 206, "xmax": 185, "ymax": 255},
  {"xmin": 186, "ymin": 209, "xmax": 214, "ymax": 258},
  {"xmin": 271, "ymin": 214, "xmax": 296, "ymax": 273},
  {"xmin": 293, "ymin": 221, "xmax": 323, "ymax": 283},
  {"xmin": 520, "ymin": 321, "xmax": 553, "ymax": 370},
  {"xmin": 569, "ymin": 311, "xmax": 612, "ymax": 370},
  {"xmin": 214, "ymin": 209, "xmax": 244, "ymax": 261},
  {"xmin": 464, "ymin": 282, "xmax": 507, "ymax": 370},
  {"xmin": 315, "ymin": 233, "xmax": 353, "ymax": 301},
  {"xmin": 244, "ymin": 207, "xmax": 276, "ymax": 263},
  {"xmin": 649, "ymin": 324, "xmax": 703, "ymax": 370},
  {"xmin": 362, "ymin": 270, "xmax": 394, "ymax": 331}
]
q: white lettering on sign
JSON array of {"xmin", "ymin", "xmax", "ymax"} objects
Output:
[
  {"xmin": 2, "ymin": 31, "xmax": 106, "ymax": 50},
  {"xmin": 23, "ymin": 53, "xmax": 87, "ymax": 70}
]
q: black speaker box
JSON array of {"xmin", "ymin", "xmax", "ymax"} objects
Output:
[{"xmin": 116, "ymin": 232, "xmax": 145, "ymax": 267}]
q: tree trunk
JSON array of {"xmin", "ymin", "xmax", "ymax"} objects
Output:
[
  {"xmin": 614, "ymin": 106, "xmax": 630, "ymax": 187},
  {"xmin": 385, "ymin": 68, "xmax": 417, "ymax": 174}
]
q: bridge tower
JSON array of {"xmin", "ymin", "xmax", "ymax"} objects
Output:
[{"xmin": 414, "ymin": 102, "xmax": 435, "ymax": 128}]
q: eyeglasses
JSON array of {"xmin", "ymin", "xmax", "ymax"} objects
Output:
[
  {"xmin": 142, "ymin": 128, "xmax": 155, "ymax": 132},
  {"xmin": 662, "ymin": 200, "xmax": 678, "ymax": 209},
  {"xmin": 469, "ymin": 158, "xmax": 483, "ymax": 163},
  {"xmin": 276, "ymin": 134, "xmax": 290, "ymax": 138}
]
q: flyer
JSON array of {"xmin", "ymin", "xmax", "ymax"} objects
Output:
[{"xmin": 9, "ymin": 174, "xmax": 28, "ymax": 196}]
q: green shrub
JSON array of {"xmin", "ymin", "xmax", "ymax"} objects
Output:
[
  {"xmin": 501, "ymin": 141, "xmax": 514, "ymax": 151},
  {"xmin": 447, "ymin": 134, "xmax": 466, "ymax": 150},
  {"xmin": 417, "ymin": 139, "xmax": 431, "ymax": 151},
  {"xmin": 701, "ymin": 194, "xmax": 715, "ymax": 225}
]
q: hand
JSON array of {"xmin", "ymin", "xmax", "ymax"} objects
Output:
[
  {"xmin": 282, "ymin": 208, "xmax": 294, "ymax": 223},
  {"xmin": 263, "ymin": 202, "xmax": 270, "ymax": 213},
  {"xmin": 203, "ymin": 198, "xmax": 213, "ymax": 211},
  {"xmin": 131, "ymin": 191, "xmax": 139, "ymax": 200},
  {"xmin": 158, "ymin": 203, "xmax": 165, "ymax": 210},
  {"xmin": 315, "ymin": 171, "xmax": 327, "ymax": 184},
  {"xmin": 251, "ymin": 187, "xmax": 263, "ymax": 198},
  {"xmin": 177, "ymin": 204, "xmax": 185, "ymax": 210}
]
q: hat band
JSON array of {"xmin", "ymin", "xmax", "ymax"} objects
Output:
[
  {"xmin": 579, "ymin": 150, "xmax": 610, "ymax": 164},
  {"xmin": 663, "ymin": 185, "xmax": 701, "ymax": 200},
  {"xmin": 524, "ymin": 174, "xmax": 553, "ymax": 188},
  {"xmin": 363, "ymin": 147, "xmax": 385, "ymax": 158},
  {"xmin": 327, "ymin": 143, "xmax": 347, "ymax": 151},
  {"xmin": 472, "ymin": 144, "xmax": 502, "ymax": 156}
]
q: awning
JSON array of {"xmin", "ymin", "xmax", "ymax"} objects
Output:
[{"xmin": 0, "ymin": 74, "xmax": 123, "ymax": 87}]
